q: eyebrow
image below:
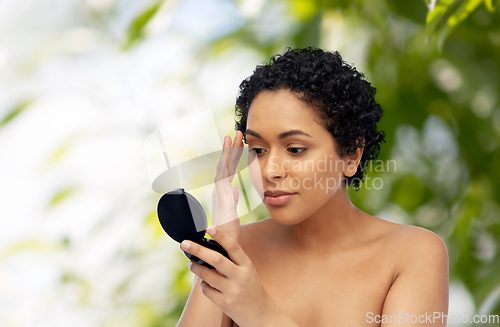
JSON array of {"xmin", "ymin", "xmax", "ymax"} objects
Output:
[{"xmin": 245, "ymin": 129, "xmax": 312, "ymax": 140}]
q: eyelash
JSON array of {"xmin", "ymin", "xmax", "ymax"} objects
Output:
[{"xmin": 249, "ymin": 147, "xmax": 307, "ymax": 155}]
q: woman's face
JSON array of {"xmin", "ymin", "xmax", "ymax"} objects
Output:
[{"xmin": 246, "ymin": 89, "xmax": 350, "ymax": 225}]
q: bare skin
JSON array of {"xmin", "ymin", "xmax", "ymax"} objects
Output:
[
  {"xmin": 183, "ymin": 88, "xmax": 449, "ymax": 326},
  {"xmin": 231, "ymin": 214, "xmax": 449, "ymax": 326},
  {"xmin": 232, "ymin": 89, "xmax": 448, "ymax": 326}
]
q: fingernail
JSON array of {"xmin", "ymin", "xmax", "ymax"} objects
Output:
[
  {"xmin": 182, "ymin": 241, "xmax": 190, "ymax": 250},
  {"xmin": 207, "ymin": 226, "xmax": 216, "ymax": 236}
]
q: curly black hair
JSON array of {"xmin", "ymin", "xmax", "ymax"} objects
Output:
[{"xmin": 233, "ymin": 47, "xmax": 385, "ymax": 191}]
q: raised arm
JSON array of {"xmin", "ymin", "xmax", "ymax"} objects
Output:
[
  {"xmin": 380, "ymin": 226, "xmax": 449, "ymax": 327},
  {"xmin": 177, "ymin": 132, "xmax": 244, "ymax": 327}
]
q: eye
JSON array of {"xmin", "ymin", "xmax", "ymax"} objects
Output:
[
  {"xmin": 249, "ymin": 148, "xmax": 266, "ymax": 155},
  {"xmin": 249, "ymin": 148, "xmax": 306, "ymax": 155},
  {"xmin": 288, "ymin": 147, "xmax": 307, "ymax": 154}
]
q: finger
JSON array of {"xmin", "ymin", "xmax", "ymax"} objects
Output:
[
  {"xmin": 215, "ymin": 135, "xmax": 229, "ymax": 175},
  {"xmin": 199, "ymin": 279, "xmax": 225, "ymax": 307},
  {"xmin": 234, "ymin": 130, "xmax": 244, "ymax": 148},
  {"xmin": 220, "ymin": 131, "xmax": 243, "ymax": 183},
  {"xmin": 215, "ymin": 148, "xmax": 233, "ymax": 203},
  {"xmin": 227, "ymin": 131, "xmax": 244, "ymax": 184},
  {"xmin": 228, "ymin": 131, "xmax": 244, "ymax": 176},
  {"xmin": 220, "ymin": 133, "xmax": 240, "ymax": 183},
  {"xmin": 223, "ymin": 134, "xmax": 240, "ymax": 181},
  {"xmin": 216, "ymin": 138, "xmax": 233, "ymax": 185},
  {"xmin": 188, "ymin": 260, "xmax": 228, "ymax": 292},
  {"xmin": 181, "ymin": 240, "xmax": 236, "ymax": 277},
  {"xmin": 235, "ymin": 130, "xmax": 244, "ymax": 154},
  {"xmin": 206, "ymin": 226, "xmax": 248, "ymax": 267},
  {"xmin": 213, "ymin": 134, "xmax": 242, "ymax": 212}
]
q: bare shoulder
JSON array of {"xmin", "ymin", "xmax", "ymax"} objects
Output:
[
  {"xmin": 367, "ymin": 214, "xmax": 447, "ymax": 252},
  {"xmin": 381, "ymin": 221, "xmax": 449, "ymax": 275},
  {"xmin": 377, "ymin": 220, "xmax": 449, "ymax": 316},
  {"xmin": 388, "ymin": 224, "xmax": 448, "ymax": 254}
]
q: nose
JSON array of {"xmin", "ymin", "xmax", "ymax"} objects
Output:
[{"xmin": 262, "ymin": 153, "xmax": 288, "ymax": 181}]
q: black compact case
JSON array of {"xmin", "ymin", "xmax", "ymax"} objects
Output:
[{"xmin": 156, "ymin": 188, "xmax": 231, "ymax": 269}]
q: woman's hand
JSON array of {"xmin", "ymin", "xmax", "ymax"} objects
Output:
[
  {"xmin": 212, "ymin": 131, "xmax": 244, "ymax": 242},
  {"xmin": 181, "ymin": 226, "xmax": 278, "ymax": 327}
]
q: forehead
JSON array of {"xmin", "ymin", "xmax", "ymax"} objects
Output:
[{"xmin": 246, "ymin": 89, "xmax": 321, "ymax": 132}]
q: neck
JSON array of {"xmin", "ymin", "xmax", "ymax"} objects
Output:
[{"xmin": 279, "ymin": 186, "xmax": 367, "ymax": 254}]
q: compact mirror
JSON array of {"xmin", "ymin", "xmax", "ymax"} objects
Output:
[{"xmin": 156, "ymin": 187, "xmax": 231, "ymax": 269}]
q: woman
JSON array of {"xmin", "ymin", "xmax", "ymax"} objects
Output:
[{"xmin": 176, "ymin": 47, "xmax": 449, "ymax": 327}]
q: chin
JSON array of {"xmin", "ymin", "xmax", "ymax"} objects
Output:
[
  {"xmin": 268, "ymin": 196, "xmax": 327, "ymax": 225},
  {"xmin": 266, "ymin": 206, "xmax": 305, "ymax": 225}
]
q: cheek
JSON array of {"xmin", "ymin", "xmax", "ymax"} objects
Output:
[
  {"xmin": 248, "ymin": 154, "xmax": 264, "ymax": 199},
  {"xmin": 291, "ymin": 160, "xmax": 344, "ymax": 194}
]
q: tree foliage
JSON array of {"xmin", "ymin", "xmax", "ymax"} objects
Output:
[{"xmin": 2, "ymin": 0, "xmax": 499, "ymax": 325}]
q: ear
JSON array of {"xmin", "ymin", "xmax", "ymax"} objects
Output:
[{"xmin": 344, "ymin": 138, "xmax": 365, "ymax": 178}]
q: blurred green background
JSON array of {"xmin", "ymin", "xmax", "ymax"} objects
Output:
[{"xmin": 0, "ymin": 0, "xmax": 499, "ymax": 326}]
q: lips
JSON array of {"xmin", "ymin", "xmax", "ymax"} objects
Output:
[
  {"xmin": 265, "ymin": 193, "xmax": 296, "ymax": 206},
  {"xmin": 264, "ymin": 190, "xmax": 296, "ymax": 196}
]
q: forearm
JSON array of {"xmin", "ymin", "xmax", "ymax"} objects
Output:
[{"xmin": 176, "ymin": 275, "xmax": 224, "ymax": 327}]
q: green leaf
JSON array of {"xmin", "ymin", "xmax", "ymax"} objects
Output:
[
  {"xmin": 49, "ymin": 187, "xmax": 78, "ymax": 207},
  {"xmin": 44, "ymin": 133, "xmax": 81, "ymax": 167},
  {"xmin": 426, "ymin": 0, "xmax": 457, "ymax": 26},
  {"xmin": 46, "ymin": 144, "xmax": 69, "ymax": 165},
  {"xmin": 0, "ymin": 99, "xmax": 33, "ymax": 128},
  {"xmin": 0, "ymin": 238, "xmax": 57, "ymax": 261},
  {"xmin": 425, "ymin": 0, "xmax": 462, "ymax": 50},
  {"xmin": 289, "ymin": 0, "xmax": 319, "ymax": 23},
  {"xmin": 447, "ymin": 0, "xmax": 483, "ymax": 27},
  {"xmin": 425, "ymin": 0, "xmax": 483, "ymax": 51},
  {"xmin": 123, "ymin": 1, "xmax": 163, "ymax": 50},
  {"xmin": 484, "ymin": 0, "xmax": 498, "ymax": 11}
]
